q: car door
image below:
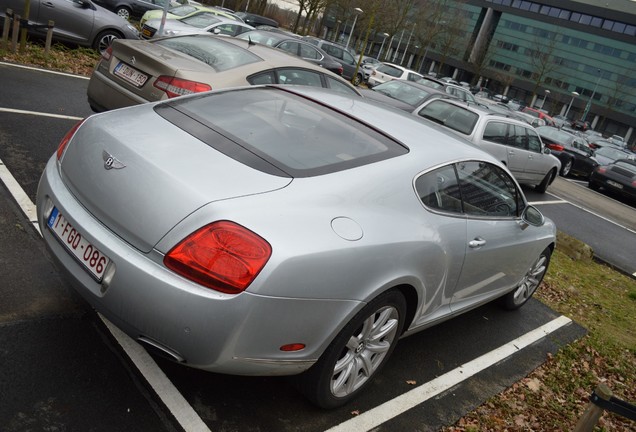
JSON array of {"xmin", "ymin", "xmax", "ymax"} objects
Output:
[
  {"xmin": 412, "ymin": 164, "xmax": 468, "ymax": 324},
  {"xmin": 35, "ymin": 0, "xmax": 95, "ymax": 44},
  {"xmin": 480, "ymin": 121, "xmax": 529, "ymax": 181},
  {"xmin": 524, "ymin": 127, "xmax": 553, "ymax": 182},
  {"xmin": 450, "ymin": 161, "xmax": 537, "ymax": 310}
]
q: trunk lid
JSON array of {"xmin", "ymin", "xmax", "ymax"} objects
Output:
[{"xmin": 59, "ymin": 106, "xmax": 291, "ymax": 253}]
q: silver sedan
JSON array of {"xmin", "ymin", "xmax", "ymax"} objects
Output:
[{"xmin": 37, "ymin": 86, "xmax": 556, "ymax": 409}]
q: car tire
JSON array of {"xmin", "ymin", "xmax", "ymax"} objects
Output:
[
  {"xmin": 296, "ymin": 289, "xmax": 407, "ymax": 409},
  {"xmin": 352, "ymin": 73, "xmax": 363, "ymax": 87},
  {"xmin": 535, "ymin": 168, "xmax": 556, "ymax": 193},
  {"xmin": 115, "ymin": 6, "xmax": 131, "ymax": 20},
  {"xmin": 502, "ymin": 247, "xmax": 551, "ymax": 310},
  {"xmin": 93, "ymin": 30, "xmax": 122, "ymax": 54},
  {"xmin": 560, "ymin": 158, "xmax": 573, "ymax": 176}
]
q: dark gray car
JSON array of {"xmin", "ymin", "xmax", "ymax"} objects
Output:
[{"xmin": 0, "ymin": 0, "xmax": 139, "ymax": 53}]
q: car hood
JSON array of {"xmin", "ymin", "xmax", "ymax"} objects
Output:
[{"xmin": 59, "ymin": 105, "xmax": 291, "ymax": 253}]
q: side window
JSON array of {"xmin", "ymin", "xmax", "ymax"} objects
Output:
[
  {"xmin": 299, "ymin": 44, "xmax": 321, "ymax": 60},
  {"xmin": 406, "ymin": 73, "xmax": 419, "ymax": 81},
  {"xmin": 512, "ymin": 125, "xmax": 529, "ymax": 149},
  {"xmin": 342, "ymin": 50, "xmax": 356, "ymax": 65},
  {"xmin": 455, "ymin": 161, "xmax": 520, "ymax": 217},
  {"xmin": 248, "ymin": 71, "xmax": 275, "ymax": 85},
  {"xmin": 483, "ymin": 122, "xmax": 509, "ymax": 145},
  {"xmin": 415, "ymin": 165, "xmax": 463, "ymax": 213},
  {"xmin": 325, "ymin": 76, "xmax": 358, "ymax": 95},
  {"xmin": 527, "ymin": 129, "xmax": 542, "ymax": 152},
  {"xmin": 277, "ymin": 69, "xmax": 323, "ymax": 87},
  {"xmin": 278, "ymin": 41, "xmax": 299, "ymax": 56}
]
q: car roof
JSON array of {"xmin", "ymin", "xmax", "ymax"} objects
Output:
[
  {"xmin": 131, "ymin": 34, "xmax": 357, "ymax": 92},
  {"xmin": 419, "ymin": 97, "xmax": 531, "ymax": 125}
]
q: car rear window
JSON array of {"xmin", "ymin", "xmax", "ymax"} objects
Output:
[
  {"xmin": 157, "ymin": 87, "xmax": 407, "ymax": 177},
  {"xmin": 417, "ymin": 100, "xmax": 479, "ymax": 135},
  {"xmin": 155, "ymin": 36, "xmax": 261, "ymax": 71},
  {"xmin": 377, "ymin": 64, "xmax": 403, "ymax": 77}
]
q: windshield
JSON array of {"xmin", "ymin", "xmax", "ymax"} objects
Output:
[{"xmin": 181, "ymin": 13, "xmax": 222, "ymax": 28}]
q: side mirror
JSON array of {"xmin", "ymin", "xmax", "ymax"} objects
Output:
[
  {"xmin": 521, "ymin": 205, "xmax": 545, "ymax": 228},
  {"xmin": 543, "ymin": 147, "xmax": 551, "ymax": 154}
]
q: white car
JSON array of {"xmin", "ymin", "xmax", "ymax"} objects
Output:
[
  {"xmin": 367, "ymin": 62, "xmax": 423, "ymax": 87},
  {"xmin": 141, "ymin": 12, "xmax": 253, "ymax": 39}
]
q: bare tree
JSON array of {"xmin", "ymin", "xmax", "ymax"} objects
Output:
[
  {"xmin": 526, "ymin": 29, "xmax": 563, "ymax": 101},
  {"xmin": 433, "ymin": 5, "xmax": 469, "ymax": 75}
]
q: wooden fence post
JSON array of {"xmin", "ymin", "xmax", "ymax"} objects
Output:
[
  {"xmin": 10, "ymin": 13, "xmax": 20, "ymax": 53},
  {"xmin": 44, "ymin": 20, "xmax": 54, "ymax": 56},
  {"xmin": 573, "ymin": 384, "xmax": 613, "ymax": 432},
  {"xmin": 1, "ymin": 9, "xmax": 11, "ymax": 50}
]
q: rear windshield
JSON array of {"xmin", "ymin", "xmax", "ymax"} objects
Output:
[
  {"xmin": 377, "ymin": 64, "xmax": 403, "ymax": 77},
  {"xmin": 158, "ymin": 87, "xmax": 407, "ymax": 177},
  {"xmin": 417, "ymin": 100, "xmax": 479, "ymax": 135},
  {"xmin": 155, "ymin": 36, "xmax": 261, "ymax": 71}
]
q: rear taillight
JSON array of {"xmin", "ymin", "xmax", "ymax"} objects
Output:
[
  {"xmin": 597, "ymin": 167, "xmax": 607, "ymax": 174},
  {"xmin": 337, "ymin": 66, "xmax": 343, "ymax": 75},
  {"xmin": 164, "ymin": 221, "xmax": 271, "ymax": 294},
  {"xmin": 57, "ymin": 120, "xmax": 85, "ymax": 161},
  {"xmin": 153, "ymin": 76, "xmax": 212, "ymax": 98},
  {"xmin": 101, "ymin": 46, "xmax": 113, "ymax": 62},
  {"xmin": 547, "ymin": 143, "xmax": 564, "ymax": 152}
]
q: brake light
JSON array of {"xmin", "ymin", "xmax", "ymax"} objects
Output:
[
  {"xmin": 164, "ymin": 221, "xmax": 271, "ymax": 294},
  {"xmin": 154, "ymin": 76, "xmax": 212, "ymax": 98},
  {"xmin": 546, "ymin": 143, "xmax": 564, "ymax": 152},
  {"xmin": 597, "ymin": 167, "xmax": 607, "ymax": 174},
  {"xmin": 337, "ymin": 66, "xmax": 343, "ymax": 75},
  {"xmin": 101, "ymin": 46, "xmax": 113, "ymax": 62},
  {"xmin": 57, "ymin": 120, "xmax": 86, "ymax": 161}
]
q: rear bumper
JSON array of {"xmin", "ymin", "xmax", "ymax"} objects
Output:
[
  {"xmin": 87, "ymin": 66, "xmax": 151, "ymax": 112},
  {"xmin": 36, "ymin": 156, "xmax": 361, "ymax": 376}
]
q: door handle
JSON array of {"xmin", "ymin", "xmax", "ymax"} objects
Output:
[{"xmin": 469, "ymin": 238, "xmax": 486, "ymax": 248}]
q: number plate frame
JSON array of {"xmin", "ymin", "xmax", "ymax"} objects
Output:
[
  {"xmin": 47, "ymin": 207, "xmax": 110, "ymax": 282},
  {"xmin": 114, "ymin": 62, "xmax": 149, "ymax": 87}
]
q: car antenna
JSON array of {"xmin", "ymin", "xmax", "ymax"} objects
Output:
[{"xmin": 247, "ymin": 36, "xmax": 256, "ymax": 48}]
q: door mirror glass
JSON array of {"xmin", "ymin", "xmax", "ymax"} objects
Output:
[{"xmin": 522, "ymin": 205, "xmax": 544, "ymax": 226}]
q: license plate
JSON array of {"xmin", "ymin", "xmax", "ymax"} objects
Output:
[
  {"xmin": 47, "ymin": 208, "xmax": 110, "ymax": 282},
  {"xmin": 606, "ymin": 180, "xmax": 623, "ymax": 189},
  {"xmin": 114, "ymin": 62, "xmax": 148, "ymax": 87},
  {"xmin": 142, "ymin": 28, "xmax": 153, "ymax": 38}
]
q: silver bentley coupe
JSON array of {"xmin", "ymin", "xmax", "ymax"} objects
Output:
[{"xmin": 37, "ymin": 85, "xmax": 556, "ymax": 408}]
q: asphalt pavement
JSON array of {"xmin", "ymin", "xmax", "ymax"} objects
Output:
[{"xmin": 0, "ymin": 182, "xmax": 178, "ymax": 431}]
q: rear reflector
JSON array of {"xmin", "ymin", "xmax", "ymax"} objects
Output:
[
  {"xmin": 164, "ymin": 221, "xmax": 271, "ymax": 294},
  {"xmin": 154, "ymin": 76, "xmax": 212, "ymax": 98}
]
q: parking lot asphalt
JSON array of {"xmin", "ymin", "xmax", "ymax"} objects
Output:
[{"xmin": 0, "ymin": 182, "xmax": 178, "ymax": 432}]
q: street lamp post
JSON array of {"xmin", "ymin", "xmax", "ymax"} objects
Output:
[
  {"xmin": 564, "ymin": 91, "xmax": 579, "ymax": 119},
  {"xmin": 377, "ymin": 32, "xmax": 389, "ymax": 60},
  {"xmin": 542, "ymin": 89, "xmax": 550, "ymax": 111},
  {"xmin": 346, "ymin": 7, "xmax": 363, "ymax": 49},
  {"xmin": 581, "ymin": 69, "xmax": 601, "ymax": 122}
]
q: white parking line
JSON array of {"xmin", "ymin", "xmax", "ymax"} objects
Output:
[
  {"xmin": 0, "ymin": 107, "xmax": 83, "ymax": 121},
  {"xmin": 0, "ymin": 156, "xmax": 210, "ymax": 432},
  {"xmin": 0, "ymin": 61, "xmax": 90, "ymax": 79},
  {"xmin": 326, "ymin": 315, "xmax": 573, "ymax": 432},
  {"xmin": 542, "ymin": 191, "xmax": 636, "ymax": 235}
]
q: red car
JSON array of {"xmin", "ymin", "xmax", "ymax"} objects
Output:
[{"xmin": 522, "ymin": 107, "xmax": 556, "ymax": 127}]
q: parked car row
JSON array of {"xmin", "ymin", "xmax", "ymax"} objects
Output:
[{"xmin": 0, "ymin": 0, "xmax": 139, "ymax": 54}]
